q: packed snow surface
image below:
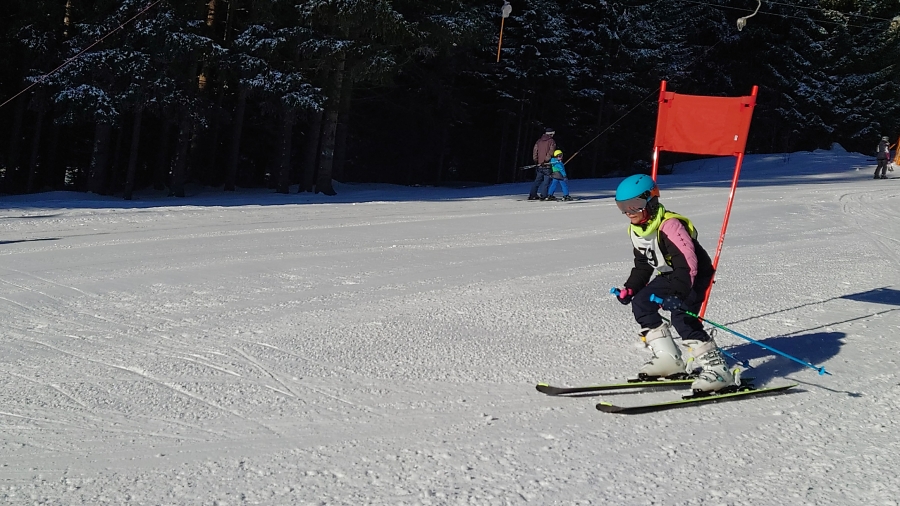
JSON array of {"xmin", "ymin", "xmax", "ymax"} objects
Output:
[{"xmin": 1, "ymin": 149, "xmax": 898, "ymax": 505}]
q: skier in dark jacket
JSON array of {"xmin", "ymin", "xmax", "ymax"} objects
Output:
[
  {"xmin": 612, "ymin": 174, "xmax": 734, "ymax": 393},
  {"xmin": 528, "ymin": 127, "xmax": 556, "ymax": 200},
  {"xmin": 875, "ymin": 135, "xmax": 891, "ymax": 179}
]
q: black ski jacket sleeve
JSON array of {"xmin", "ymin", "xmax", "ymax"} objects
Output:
[{"xmin": 623, "ymin": 248, "xmax": 654, "ymax": 293}]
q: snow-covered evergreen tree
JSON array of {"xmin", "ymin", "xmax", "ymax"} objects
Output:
[{"xmin": 295, "ymin": 0, "xmax": 416, "ymax": 194}]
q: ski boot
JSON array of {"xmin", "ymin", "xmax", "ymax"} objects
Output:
[
  {"xmin": 683, "ymin": 338, "xmax": 735, "ymax": 393},
  {"xmin": 562, "ymin": 195, "xmax": 573, "ymax": 201},
  {"xmin": 638, "ymin": 323, "xmax": 686, "ymax": 379}
]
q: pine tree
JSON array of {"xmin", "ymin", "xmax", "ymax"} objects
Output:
[
  {"xmin": 1, "ymin": 0, "xmax": 67, "ymax": 193},
  {"xmin": 295, "ymin": 0, "xmax": 416, "ymax": 194},
  {"xmin": 821, "ymin": 0, "xmax": 900, "ymax": 151}
]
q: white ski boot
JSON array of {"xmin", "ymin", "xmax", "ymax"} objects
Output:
[
  {"xmin": 638, "ymin": 323, "xmax": 686, "ymax": 378},
  {"xmin": 683, "ymin": 338, "xmax": 735, "ymax": 392}
]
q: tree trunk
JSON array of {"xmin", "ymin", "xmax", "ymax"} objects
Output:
[
  {"xmin": 497, "ymin": 117, "xmax": 508, "ymax": 183},
  {"xmin": 5, "ymin": 96, "xmax": 26, "ymax": 191},
  {"xmin": 63, "ymin": 0, "xmax": 73, "ymax": 38},
  {"xmin": 512, "ymin": 93, "xmax": 526, "ymax": 182},
  {"xmin": 88, "ymin": 122, "xmax": 112, "ymax": 194},
  {"xmin": 316, "ymin": 54, "xmax": 345, "ymax": 196},
  {"xmin": 225, "ymin": 85, "xmax": 247, "ymax": 191},
  {"xmin": 205, "ymin": 86, "xmax": 226, "ymax": 186},
  {"xmin": 110, "ymin": 124, "xmax": 126, "ymax": 194},
  {"xmin": 124, "ymin": 107, "xmax": 143, "ymax": 200},
  {"xmin": 224, "ymin": 0, "xmax": 237, "ymax": 43},
  {"xmin": 171, "ymin": 113, "xmax": 191, "ymax": 197},
  {"xmin": 27, "ymin": 109, "xmax": 45, "ymax": 193},
  {"xmin": 317, "ymin": 107, "xmax": 339, "ymax": 195},
  {"xmin": 436, "ymin": 122, "xmax": 449, "ymax": 185},
  {"xmin": 276, "ymin": 109, "xmax": 294, "ymax": 194},
  {"xmin": 300, "ymin": 108, "xmax": 323, "ymax": 193},
  {"xmin": 333, "ymin": 76, "xmax": 353, "ymax": 182},
  {"xmin": 46, "ymin": 122, "xmax": 63, "ymax": 189},
  {"xmin": 154, "ymin": 121, "xmax": 172, "ymax": 190},
  {"xmin": 206, "ymin": 0, "xmax": 217, "ymax": 29},
  {"xmin": 592, "ymin": 96, "xmax": 605, "ymax": 178}
]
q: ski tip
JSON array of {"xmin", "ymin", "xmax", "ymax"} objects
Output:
[
  {"xmin": 595, "ymin": 402, "xmax": 624, "ymax": 413},
  {"xmin": 535, "ymin": 383, "xmax": 557, "ymax": 394}
]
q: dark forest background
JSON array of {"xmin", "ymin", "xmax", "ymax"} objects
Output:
[{"xmin": 1, "ymin": 0, "xmax": 899, "ymax": 198}]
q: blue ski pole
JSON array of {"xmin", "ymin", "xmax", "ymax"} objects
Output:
[{"xmin": 648, "ymin": 294, "xmax": 830, "ymax": 376}]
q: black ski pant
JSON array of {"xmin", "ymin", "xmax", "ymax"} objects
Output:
[
  {"xmin": 876, "ymin": 159, "xmax": 888, "ymax": 178},
  {"xmin": 630, "ymin": 273, "xmax": 713, "ymax": 342}
]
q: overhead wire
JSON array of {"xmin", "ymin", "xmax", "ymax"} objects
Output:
[
  {"xmin": 0, "ymin": 0, "xmax": 165, "ymax": 111},
  {"xmin": 679, "ymin": 0, "xmax": 894, "ymax": 30},
  {"xmin": 566, "ymin": 38, "xmax": 725, "ymax": 165},
  {"xmin": 564, "ymin": 0, "xmax": 893, "ymax": 163}
]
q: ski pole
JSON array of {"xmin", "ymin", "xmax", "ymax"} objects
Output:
[
  {"xmin": 648, "ymin": 294, "xmax": 830, "ymax": 376},
  {"xmin": 610, "ymin": 288, "xmax": 751, "ymax": 368},
  {"xmin": 719, "ymin": 348, "xmax": 751, "ymax": 369}
]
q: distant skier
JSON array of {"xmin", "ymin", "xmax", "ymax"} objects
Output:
[
  {"xmin": 612, "ymin": 174, "xmax": 734, "ymax": 393},
  {"xmin": 545, "ymin": 150, "xmax": 572, "ymax": 201},
  {"xmin": 875, "ymin": 135, "xmax": 891, "ymax": 179},
  {"xmin": 528, "ymin": 127, "xmax": 556, "ymax": 200}
]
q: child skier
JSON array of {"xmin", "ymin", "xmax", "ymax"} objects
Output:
[
  {"xmin": 545, "ymin": 150, "xmax": 572, "ymax": 201},
  {"xmin": 612, "ymin": 174, "xmax": 734, "ymax": 392}
]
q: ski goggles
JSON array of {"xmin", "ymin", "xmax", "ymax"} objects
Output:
[{"xmin": 616, "ymin": 197, "xmax": 649, "ymax": 214}]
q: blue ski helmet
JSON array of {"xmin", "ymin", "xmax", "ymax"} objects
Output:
[{"xmin": 615, "ymin": 174, "xmax": 660, "ymax": 214}]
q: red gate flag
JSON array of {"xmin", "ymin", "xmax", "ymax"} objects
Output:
[
  {"xmin": 648, "ymin": 81, "xmax": 758, "ymax": 318},
  {"xmin": 654, "ymin": 87, "xmax": 756, "ymax": 156}
]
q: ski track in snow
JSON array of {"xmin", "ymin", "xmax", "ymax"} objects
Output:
[{"xmin": 0, "ymin": 150, "xmax": 899, "ymax": 504}]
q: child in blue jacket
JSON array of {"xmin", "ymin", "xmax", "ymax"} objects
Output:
[{"xmin": 546, "ymin": 150, "xmax": 572, "ymax": 201}]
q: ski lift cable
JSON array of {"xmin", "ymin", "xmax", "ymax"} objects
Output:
[
  {"xmin": 567, "ymin": 0, "xmax": 894, "ymax": 162},
  {"xmin": 756, "ymin": 0, "xmax": 897, "ymax": 23},
  {"xmin": 0, "ymin": 0, "xmax": 165, "ymax": 111},
  {"xmin": 566, "ymin": 39, "xmax": 724, "ymax": 165},
  {"xmin": 680, "ymin": 0, "xmax": 892, "ymax": 30}
]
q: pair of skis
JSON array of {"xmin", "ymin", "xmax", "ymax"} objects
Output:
[{"xmin": 536, "ymin": 376, "xmax": 797, "ymax": 414}]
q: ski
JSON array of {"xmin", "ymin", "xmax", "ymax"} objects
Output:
[
  {"xmin": 536, "ymin": 377, "xmax": 694, "ymax": 396},
  {"xmin": 595, "ymin": 383, "xmax": 798, "ymax": 414},
  {"xmin": 517, "ymin": 197, "xmax": 582, "ymax": 202}
]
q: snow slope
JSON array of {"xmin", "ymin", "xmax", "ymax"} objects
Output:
[{"xmin": 0, "ymin": 147, "xmax": 898, "ymax": 505}]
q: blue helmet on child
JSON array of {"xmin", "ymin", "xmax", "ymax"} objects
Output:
[{"xmin": 615, "ymin": 174, "xmax": 659, "ymax": 214}]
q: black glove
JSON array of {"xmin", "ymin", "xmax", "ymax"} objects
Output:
[
  {"xmin": 661, "ymin": 295, "xmax": 684, "ymax": 311},
  {"xmin": 616, "ymin": 287, "xmax": 634, "ymax": 305}
]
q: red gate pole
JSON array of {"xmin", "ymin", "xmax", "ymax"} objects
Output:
[
  {"xmin": 650, "ymin": 81, "xmax": 667, "ymax": 181},
  {"xmin": 699, "ymin": 85, "xmax": 758, "ymax": 317},
  {"xmin": 699, "ymin": 151, "xmax": 744, "ymax": 318}
]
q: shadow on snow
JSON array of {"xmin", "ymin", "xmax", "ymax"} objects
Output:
[
  {"xmin": 716, "ymin": 286, "xmax": 899, "ymax": 391},
  {"xmin": 0, "ymin": 150, "xmax": 877, "ymax": 211}
]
